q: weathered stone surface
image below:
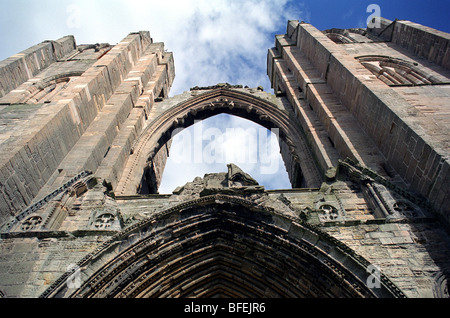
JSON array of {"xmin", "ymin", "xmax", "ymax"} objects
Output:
[
  {"xmin": 0, "ymin": 32, "xmax": 174, "ymax": 219},
  {"xmin": 0, "ymin": 17, "xmax": 449, "ymax": 299},
  {"xmin": 268, "ymin": 19, "xmax": 450, "ymax": 227}
]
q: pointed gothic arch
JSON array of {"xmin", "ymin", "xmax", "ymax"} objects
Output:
[
  {"xmin": 40, "ymin": 193, "xmax": 405, "ymax": 298},
  {"xmin": 115, "ymin": 87, "xmax": 325, "ymax": 196}
]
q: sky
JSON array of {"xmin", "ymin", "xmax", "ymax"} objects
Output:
[{"xmin": 1, "ymin": 0, "xmax": 449, "ymax": 193}]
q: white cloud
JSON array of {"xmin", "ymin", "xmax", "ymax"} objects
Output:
[
  {"xmin": 112, "ymin": 0, "xmax": 301, "ymax": 95},
  {"xmin": 158, "ymin": 114, "xmax": 291, "ymax": 194},
  {"xmin": 1, "ymin": 0, "xmax": 303, "ymax": 93}
]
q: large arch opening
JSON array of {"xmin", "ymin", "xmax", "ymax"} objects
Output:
[
  {"xmin": 157, "ymin": 114, "xmax": 292, "ymax": 194},
  {"xmin": 40, "ymin": 195, "xmax": 404, "ymax": 298},
  {"xmin": 119, "ymin": 88, "xmax": 324, "ymax": 197}
]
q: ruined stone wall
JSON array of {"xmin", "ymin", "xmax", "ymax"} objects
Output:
[
  {"xmin": 1, "ymin": 165, "xmax": 449, "ymax": 298},
  {"xmin": 264, "ymin": 19, "xmax": 450, "ymax": 298},
  {"xmin": 391, "ymin": 20, "xmax": 450, "ymax": 69},
  {"xmin": 0, "ymin": 36, "xmax": 76, "ymax": 98},
  {"xmin": 0, "ymin": 20, "xmax": 449, "ymax": 299},
  {"xmin": 0, "ymin": 234, "xmax": 102, "ymax": 298},
  {"xmin": 321, "ymin": 220, "xmax": 450, "ymax": 297},
  {"xmin": 0, "ymin": 32, "xmax": 174, "ymax": 224},
  {"xmin": 268, "ymin": 19, "xmax": 450, "ymax": 227}
]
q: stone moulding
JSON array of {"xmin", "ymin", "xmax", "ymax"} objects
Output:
[
  {"xmin": 0, "ymin": 171, "xmax": 93, "ymax": 234},
  {"xmin": 338, "ymin": 158, "xmax": 434, "ymax": 214},
  {"xmin": 355, "ymin": 55, "xmax": 443, "ymax": 86},
  {"xmin": 116, "ymin": 87, "xmax": 324, "ymax": 196},
  {"xmin": 190, "ymin": 83, "xmax": 244, "ymax": 91},
  {"xmin": 39, "ymin": 193, "xmax": 405, "ymax": 298}
]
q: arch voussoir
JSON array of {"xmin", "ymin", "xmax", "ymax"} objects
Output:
[
  {"xmin": 115, "ymin": 88, "xmax": 324, "ymax": 196},
  {"xmin": 40, "ymin": 194, "xmax": 405, "ymax": 298}
]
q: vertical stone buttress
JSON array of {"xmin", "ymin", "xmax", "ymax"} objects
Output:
[
  {"xmin": 0, "ymin": 32, "xmax": 174, "ymax": 223},
  {"xmin": 268, "ymin": 19, "xmax": 450, "ymax": 227}
]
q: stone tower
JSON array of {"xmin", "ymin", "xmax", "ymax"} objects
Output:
[{"xmin": 0, "ymin": 18, "xmax": 449, "ymax": 298}]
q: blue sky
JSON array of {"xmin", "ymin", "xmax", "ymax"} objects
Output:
[
  {"xmin": 1, "ymin": 0, "xmax": 449, "ymax": 193},
  {"xmin": 297, "ymin": 0, "xmax": 450, "ymax": 32}
]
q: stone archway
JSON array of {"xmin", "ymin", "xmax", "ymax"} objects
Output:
[
  {"xmin": 40, "ymin": 193, "xmax": 405, "ymax": 298},
  {"xmin": 115, "ymin": 87, "xmax": 325, "ymax": 196}
]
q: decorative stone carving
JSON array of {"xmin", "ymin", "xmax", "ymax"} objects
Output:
[
  {"xmin": 318, "ymin": 204, "xmax": 339, "ymax": 221},
  {"xmin": 93, "ymin": 213, "xmax": 116, "ymax": 229},
  {"xmin": 313, "ymin": 188, "xmax": 345, "ymax": 223},
  {"xmin": 39, "ymin": 192, "xmax": 405, "ymax": 299},
  {"xmin": 88, "ymin": 198, "xmax": 123, "ymax": 231},
  {"xmin": 392, "ymin": 201, "xmax": 422, "ymax": 218},
  {"xmin": 338, "ymin": 158, "xmax": 430, "ymax": 220},
  {"xmin": 190, "ymin": 83, "xmax": 243, "ymax": 91},
  {"xmin": 20, "ymin": 216, "xmax": 42, "ymax": 231},
  {"xmin": 357, "ymin": 56, "xmax": 440, "ymax": 86},
  {"xmin": 0, "ymin": 171, "xmax": 93, "ymax": 234}
]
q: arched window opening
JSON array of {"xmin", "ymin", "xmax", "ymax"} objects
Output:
[
  {"xmin": 324, "ymin": 28, "xmax": 377, "ymax": 44},
  {"xmin": 357, "ymin": 56, "xmax": 440, "ymax": 86},
  {"xmin": 25, "ymin": 78, "xmax": 71, "ymax": 104},
  {"xmin": 20, "ymin": 73, "xmax": 81, "ymax": 104},
  {"xmin": 326, "ymin": 33, "xmax": 355, "ymax": 44},
  {"xmin": 156, "ymin": 114, "xmax": 291, "ymax": 194}
]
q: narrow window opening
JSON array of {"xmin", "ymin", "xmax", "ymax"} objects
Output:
[
  {"xmin": 328, "ymin": 136, "xmax": 335, "ymax": 148},
  {"xmin": 104, "ymin": 146, "xmax": 111, "ymax": 158}
]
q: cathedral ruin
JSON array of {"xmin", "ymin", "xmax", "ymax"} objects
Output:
[{"xmin": 0, "ymin": 17, "xmax": 449, "ymax": 298}]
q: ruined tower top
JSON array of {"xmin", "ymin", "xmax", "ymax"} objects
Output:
[{"xmin": 268, "ymin": 17, "xmax": 450, "ymax": 227}]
